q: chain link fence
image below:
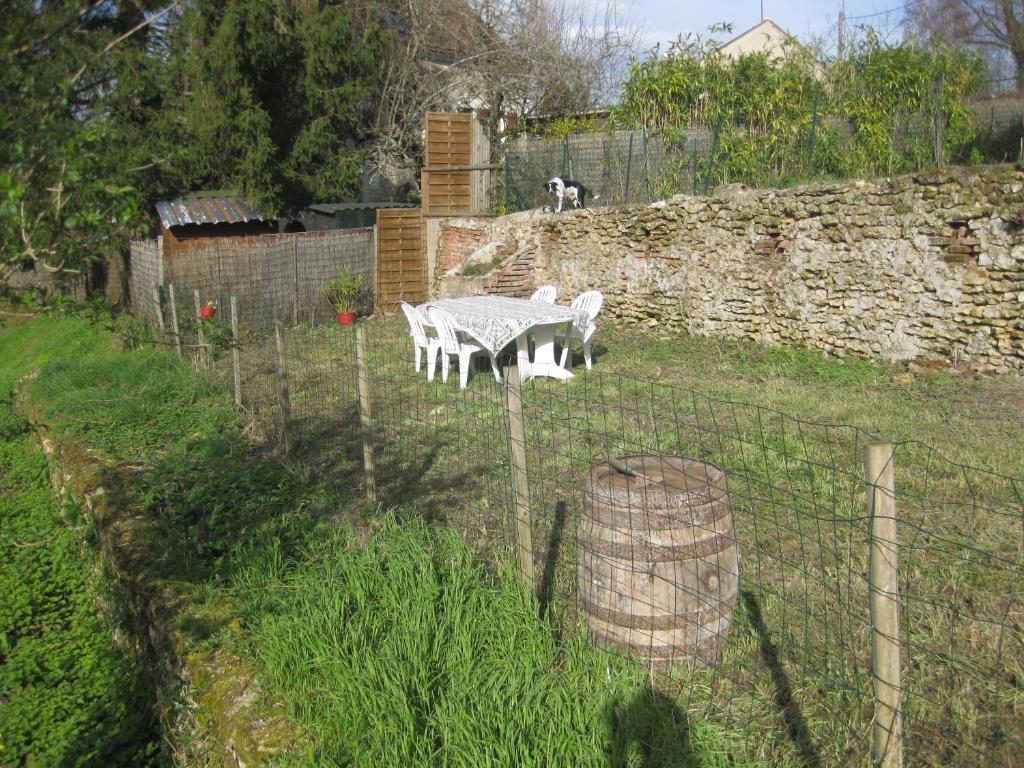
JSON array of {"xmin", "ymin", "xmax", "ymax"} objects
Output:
[
  {"xmin": 502, "ymin": 128, "xmax": 717, "ymax": 211},
  {"xmin": 142, "ymin": 303, "xmax": 1023, "ymax": 767}
]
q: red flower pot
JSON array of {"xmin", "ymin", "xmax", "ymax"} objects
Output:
[
  {"xmin": 337, "ymin": 311, "xmax": 356, "ymax": 326},
  {"xmin": 200, "ymin": 304, "xmax": 217, "ymax": 321}
]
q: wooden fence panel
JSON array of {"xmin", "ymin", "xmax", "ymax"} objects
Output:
[
  {"xmin": 376, "ymin": 208, "xmax": 425, "ymax": 312},
  {"xmin": 426, "ymin": 112, "xmax": 473, "ymax": 167},
  {"xmin": 423, "ymin": 112, "xmax": 473, "ymax": 216}
]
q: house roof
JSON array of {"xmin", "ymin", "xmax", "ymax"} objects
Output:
[{"xmin": 156, "ymin": 195, "xmax": 270, "ymax": 229}]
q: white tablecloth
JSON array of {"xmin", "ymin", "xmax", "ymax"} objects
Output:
[{"xmin": 420, "ymin": 296, "xmax": 591, "ymax": 355}]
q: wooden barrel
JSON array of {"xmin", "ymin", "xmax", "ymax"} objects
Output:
[{"xmin": 578, "ymin": 454, "xmax": 738, "ymax": 667}]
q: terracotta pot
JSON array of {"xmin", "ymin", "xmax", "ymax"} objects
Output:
[{"xmin": 337, "ymin": 311, "xmax": 356, "ymax": 326}]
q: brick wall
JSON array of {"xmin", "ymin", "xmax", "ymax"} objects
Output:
[{"xmin": 440, "ymin": 225, "xmax": 488, "ymax": 272}]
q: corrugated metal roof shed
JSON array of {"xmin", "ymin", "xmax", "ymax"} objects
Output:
[{"xmin": 156, "ymin": 195, "xmax": 269, "ymax": 229}]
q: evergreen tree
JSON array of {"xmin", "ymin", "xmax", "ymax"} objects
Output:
[{"xmin": 161, "ymin": 0, "xmax": 393, "ymax": 214}]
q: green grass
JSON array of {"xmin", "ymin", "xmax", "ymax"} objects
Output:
[
  {"xmin": 4, "ymin": 309, "xmax": 1022, "ymax": 767},
  {"xmin": 0, "ymin": 399, "xmax": 160, "ymax": 766},
  {"xmin": 230, "ymin": 515, "xmax": 744, "ymax": 767},
  {"xmin": 289, "ymin": 317, "xmax": 1022, "ymax": 767},
  {"xmin": 592, "ymin": 326, "xmax": 1024, "ymax": 476}
]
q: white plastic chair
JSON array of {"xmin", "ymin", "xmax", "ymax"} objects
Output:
[
  {"xmin": 529, "ymin": 285, "xmax": 557, "ymax": 303},
  {"xmin": 526, "ymin": 285, "xmax": 557, "ymax": 358},
  {"xmin": 400, "ymin": 302, "xmax": 434, "ymax": 373},
  {"xmin": 559, "ymin": 291, "xmax": 604, "ymax": 370},
  {"xmin": 426, "ymin": 307, "xmax": 501, "ymax": 389}
]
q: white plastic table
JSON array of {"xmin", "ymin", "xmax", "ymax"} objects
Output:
[{"xmin": 418, "ymin": 296, "xmax": 591, "ymax": 381}]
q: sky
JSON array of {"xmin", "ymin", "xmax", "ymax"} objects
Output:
[{"xmin": 627, "ymin": 0, "xmax": 910, "ymax": 55}]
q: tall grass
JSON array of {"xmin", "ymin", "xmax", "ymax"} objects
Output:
[{"xmin": 229, "ymin": 517, "xmax": 743, "ymax": 767}]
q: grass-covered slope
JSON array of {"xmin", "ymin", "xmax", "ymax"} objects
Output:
[{"xmin": 0, "ymin": 399, "xmax": 160, "ymax": 766}]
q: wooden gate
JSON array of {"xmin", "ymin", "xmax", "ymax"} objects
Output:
[{"xmin": 376, "ymin": 208, "xmax": 425, "ymax": 312}]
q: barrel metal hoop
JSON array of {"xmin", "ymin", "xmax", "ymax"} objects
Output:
[
  {"xmin": 578, "ymin": 530, "xmax": 736, "ymax": 561},
  {"xmin": 582, "ymin": 494, "xmax": 733, "ymax": 530},
  {"xmin": 591, "ymin": 629, "xmax": 725, "ymax": 662},
  {"xmin": 580, "ymin": 594, "xmax": 736, "ymax": 631}
]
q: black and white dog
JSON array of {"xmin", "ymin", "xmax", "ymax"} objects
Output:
[{"xmin": 544, "ymin": 177, "xmax": 597, "ymax": 212}]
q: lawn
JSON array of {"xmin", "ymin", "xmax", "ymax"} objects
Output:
[
  {"xmin": 0, "ymin": 381, "xmax": 160, "ymax": 764},
  {"xmin": 3, "ymin": 309, "xmax": 1020, "ymax": 766},
  {"xmin": 217, "ymin": 315, "xmax": 1022, "ymax": 767}
]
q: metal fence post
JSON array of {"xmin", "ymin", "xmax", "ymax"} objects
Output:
[
  {"xmin": 230, "ymin": 296, "xmax": 241, "ymax": 407},
  {"xmin": 643, "ymin": 129, "xmax": 652, "ymax": 203},
  {"xmin": 504, "ymin": 364, "xmax": 536, "ymax": 593},
  {"xmin": 292, "ymin": 238, "xmax": 300, "ymax": 325},
  {"xmin": 704, "ymin": 116, "xmax": 723, "ymax": 195},
  {"xmin": 865, "ymin": 442, "xmax": 903, "ymax": 768},
  {"xmin": 933, "ymin": 69, "xmax": 945, "ymax": 167},
  {"xmin": 167, "ymin": 283, "xmax": 182, "ymax": 358},
  {"xmin": 624, "ymin": 132, "xmax": 634, "ymax": 203},
  {"xmin": 273, "ymin": 320, "xmax": 292, "ymax": 455},
  {"xmin": 808, "ymin": 90, "xmax": 820, "ymax": 174},
  {"xmin": 504, "ymin": 153, "xmax": 512, "ymax": 213},
  {"xmin": 354, "ymin": 324, "xmax": 377, "ymax": 503},
  {"xmin": 691, "ymin": 144, "xmax": 699, "ymax": 195}
]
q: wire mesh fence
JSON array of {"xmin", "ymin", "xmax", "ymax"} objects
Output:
[
  {"xmin": 502, "ymin": 128, "xmax": 717, "ymax": 211},
  {"xmin": 131, "ymin": 228, "xmax": 376, "ymax": 331},
  {"xmin": 500, "ymin": 95, "xmax": 1024, "ymax": 213},
  {"xmin": 143, "ymin": 302, "xmax": 1023, "ymax": 766}
]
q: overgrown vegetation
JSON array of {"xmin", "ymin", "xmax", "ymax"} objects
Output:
[
  {"xmin": 3, "ymin": 310, "xmax": 1021, "ymax": 766},
  {"xmin": 231, "ymin": 517, "xmax": 739, "ymax": 767},
  {"xmin": 613, "ymin": 32, "xmax": 987, "ymax": 187},
  {"xmin": 0, "ymin": 398, "xmax": 160, "ymax": 765}
]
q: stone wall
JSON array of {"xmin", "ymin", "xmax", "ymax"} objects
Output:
[{"xmin": 432, "ymin": 165, "xmax": 1024, "ymax": 374}]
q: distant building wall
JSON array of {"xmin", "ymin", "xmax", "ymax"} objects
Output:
[{"xmin": 716, "ymin": 19, "xmax": 791, "ymax": 59}]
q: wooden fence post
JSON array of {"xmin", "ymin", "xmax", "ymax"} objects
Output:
[
  {"xmin": 504, "ymin": 364, "xmax": 535, "ymax": 593},
  {"xmin": 354, "ymin": 324, "xmax": 377, "ymax": 503},
  {"xmin": 273, "ymin": 321, "xmax": 292, "ymax": 455},
  {"xmin": 151, "ymin": 287, "xmax": 166, "ymax": 334},
  {"xmin": 292, "ymin": 238, "xmax": 299, "ymax": 326},
  {"xmin": 167, "ymin": 283, "xmax": 182, "ymax": 358},
  {"xmin": 230, "ymin": 296, "xmax": 241, "ymax": 407},
  {"xmin": 192, "ymin": 289, "xmax": 205, "ymax": 369},
  {"xmin": 865, "ymin": 442, "xmax": 903, "ymax": 768}
]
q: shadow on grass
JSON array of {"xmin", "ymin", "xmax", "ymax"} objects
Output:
[
  {"xmin": 608, "ymin": 685, "xmax": 702, "ymax": 767},
  {"xmin": 561, "ymin": 341, "xmax": 608, "ymax": 371},
  {"xmin": 539, "ymin": 500, "xmax": 567, "ymax": 620},
  {"xmin": 373, "ymin": 420, "xmax": 511, "ymax": 537},
  {"xmin": 376, "ymin": 442, "xmax": 444, "ymax": 523},
  {"xmin": 742, "ymin": 591, "xmax": 823, "ymax": 768},
  {"xmin": 287, "ymin": 408, "xmax": 363, "ymax": 489}
]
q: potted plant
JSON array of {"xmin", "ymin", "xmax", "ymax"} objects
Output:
[{"xmin": 320, "ymin": 271, "xmax": 364, "ymax": 326}]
